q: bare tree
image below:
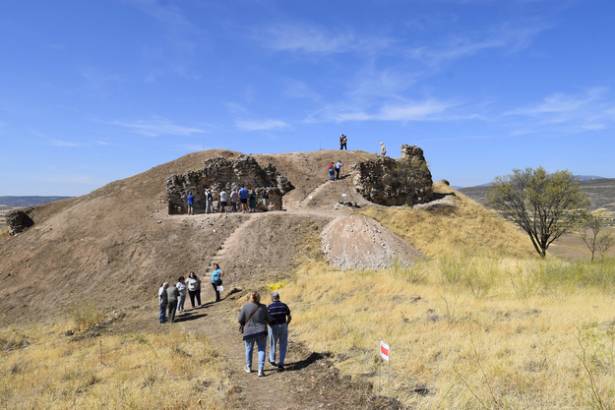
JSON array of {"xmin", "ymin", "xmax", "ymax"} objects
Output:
[
  {"xmin": 580, "ymin": 209, "xmax": 615, "ymax": 261},
  {"xmin": 488, "ymin": 168, "xmax": 589, "ymax": 258}
]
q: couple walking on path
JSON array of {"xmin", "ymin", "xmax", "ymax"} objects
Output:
[
  {"xmin": 158, "ymin": 263, "xmax": 224, "ymax": 323},
  {"xmin": 238, "ymin": 291, "xmax": 292, "ymax": 377}
]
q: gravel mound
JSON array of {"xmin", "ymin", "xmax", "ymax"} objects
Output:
[{"xmin": 321, "ymin": 215, "xmax": 422, "ymax": 270}]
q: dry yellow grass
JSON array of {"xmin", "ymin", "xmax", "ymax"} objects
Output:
[
  {"xmin": 361, "ymin": 183, "xmax": 535, "ymax": 258},
  {"xmin": 0, "ymin": 320, "xmax": 228, "ymax": 409},
  {"xmin": 282, "ymin": 260, "xmax": 615, "ymax": 409}
]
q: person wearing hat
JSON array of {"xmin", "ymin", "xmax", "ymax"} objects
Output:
[{"xmin": 267, "ymin": 291, "xmax": 292, "ymax": 371}]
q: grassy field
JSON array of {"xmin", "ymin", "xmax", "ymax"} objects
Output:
[
  {"xmin": 0, "ymin": 310, "xmax": 228, "ymax": 410},
  {"xmin": 282, "ymin": 258, "xmax": 615, "ymax": 409},
  {"xmin": 279, "ymin": 187, "xmax": 615, "ymax": 409}
]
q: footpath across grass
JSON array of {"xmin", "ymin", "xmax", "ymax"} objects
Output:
[
  {"xmin": 0, "ymin": 311, "xmax": 229, "ymax": 410},
  {"xmin": 282, "ymin": 257, "xmax": 615, "ymax": 409}
]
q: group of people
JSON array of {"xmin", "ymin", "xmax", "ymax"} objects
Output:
[
  {"xmin": 186, "ymin": 186, "xmax": 263, "ymax": 215},
  {"xmin": 158, "ymin": 263, "xmax": 224, "ymax": 323},
  {"xmin": 239, "ymin": 291, "xmax": 292, "ymax": 377},
  {"xmin": 327, "ymin": 161, "xmax": 343, "ymax": 181}
]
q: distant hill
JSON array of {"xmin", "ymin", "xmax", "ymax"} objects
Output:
[
  {"xmin": 460, "ymin": 177, "xmax": 615, "ymax": 212},
  {"xmin": 0, "ymin": 196, "xmax": 71, "ymax": 208}
]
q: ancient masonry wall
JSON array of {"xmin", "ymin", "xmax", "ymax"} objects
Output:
[
  {"xmin": 352, "ymin": 144, "xmax": 433, "ymax": 206},
  {"xmin": 166, "ymin": 155, "xmax": 294, "ymax": 214}
]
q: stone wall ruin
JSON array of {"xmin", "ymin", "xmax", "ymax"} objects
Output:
[
  {"xmin": 166, "ymin": 155, "xmax": 294, "ymax": 214},
  {"xmin": 352, "ymin": 144, "xmax": 433, "ymax": 206}
]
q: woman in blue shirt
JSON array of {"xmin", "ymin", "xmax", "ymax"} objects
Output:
[{"xmin": 210, "ymin": 263, "xmax": 223, "ymax": 302}]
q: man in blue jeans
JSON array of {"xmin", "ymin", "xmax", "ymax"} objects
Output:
[{"xmin": 267, "ymin": 292, "xmax": 292, "ymax": 371}]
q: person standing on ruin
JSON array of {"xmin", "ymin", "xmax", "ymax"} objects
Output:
[
  {"xmin": 339, "ymin": 134, "xmax": 348, "ymax": 150},
  {"xmin": 210, "ymin": 262, "xmax": 223, "ymax": 302},
  {"xmin": 334, "ymin": 161, "xmax": 343, "ymax": 180},
  {"xmin": 176, "ymin": 276, "xmax": 186, "ymax": 314},
  {"xmin": 187, "ymin": 272, "xmax": 202, "ymax": 308},
  {"xmin": 205, "ymin": 188, "xmax": 214, "ymax": 214},
  {"xmin": 239, "ymin": 186, "xmax": 249, "ymax": 213},
  {"xmin": 166, "ymin": 282, "xmax": 179, "ymax": 323},
  {"xmin": 267, "ymin": 291, "xmax": 292, "ymax": 371},
  {"xmin": 238, "ymin": 291, "xmax": 271, "ymax": 377},
  {"xmin": 230, "ymin": 189, "xmax": 239, "ymax": 213},
  {"xmin": 379, "ymin": 141, "xmax": 387, "ymax": 157},
  {"xmin": 158, "ymin": 282, "xmax": 169, "ymax": 324},
  {"xmin": 219, "ymin": 189, "xmax": 228, "ymax": 213},
  {"xmin": 187, "ymin": 191, "xmax": 194, "ymax": 215}
]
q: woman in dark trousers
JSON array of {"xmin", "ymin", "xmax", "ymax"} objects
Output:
[
  {"xmin": 187, "ymin": 271, "xmax": 201, "ymax": 308},
  {"xmin": 210, "ymin": 263, "xmax": 223, "ymax": 302},
  {"xmin": 249, "ymin": 190, "xmax": 257, "ymax": 213}
]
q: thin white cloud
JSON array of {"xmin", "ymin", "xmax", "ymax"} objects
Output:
[
  {"xmin": 334, "ymin": 100, "xmax": 452, "ymax": 122},
  {"xmin": 49, "ymin": 139, "xmax": 82, "ymax": 148},
  {"xmin": 408, "ymin": 23, "xmax": 548, "ymax": 65},
  {"xmin": 111, "ymin": 117, "xmax": 206, "ymax": 137},
  {"xmin": 505, "ymin": 87, "xmax": 615, "ymax": 134},
  {"xmin": 258, "ymin": 24, "xmax": 392, "ymax": 55},
  {"xmin": 235, "ymin": 119, "xmax": 289, "ymax": 132}
]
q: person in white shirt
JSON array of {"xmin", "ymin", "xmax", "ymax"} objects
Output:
[
  {"xmin": 176, "ymin": 276, "xmax": 187, "ymax": 313},
  {"xmin": 219, "ymin": 190, "xmax": 228, "ymax": 213},
  {"xmin": 158, "ymin": 282, "xmax": 168, "ymax": 323},
  {"xmin": 186, "ymin": 272, "xmax": 201, "ymax": 308}
]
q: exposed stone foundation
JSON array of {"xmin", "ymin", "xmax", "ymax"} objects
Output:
[
  {"xmin": 6, "ymin": 210, "xmax": 34, "ymax": 235},
  {"xmin": 166, "ymin": 155, "xmax": 294, "ymax": 214},
  {"xmin": 352, "ymin": 144, "xmax": 433, "ymax": 206}
]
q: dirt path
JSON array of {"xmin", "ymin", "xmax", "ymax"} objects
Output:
[{"xmin": 179, "ymin": 297, "xmax": 403, "ymax": 410}]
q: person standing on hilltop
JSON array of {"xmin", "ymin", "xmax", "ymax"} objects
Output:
[
  {"xmin": 239, "ymin": 185, "xmax": 249, "ymax": 213},
  {"xmin": 379, "ymin": 142, "xmax": 387, "ymax": 157},
  {"xmin": 230, "ymin": 188, "xmax": 239, "ymax": 213},
  {"xmin": 187, "ymin": 272, "xmax": 202, "ymax": 308},
  {"xmin": 334, "ymin": 161, "xmax": 343, "ymax": 180},
  {"xmin": 158, "ymin": 282, "xmax": 169, "ymax": 324},
  {"xmin": 267, "ymin": 292, "xmax": 292, "ymax": 371},
  {"xmin": 176, "ymin": 276, "xmax": 186, "ymax": 314},
  {"xmin": 210, "ymin": 263, "xmax": 223, "ymax": 302},
  {"xmin": 219, "ymin": 189, "xmax": 228, "ymax": 213},
  {"xmin": 339, "ymin": 134, "xmax": 348, "ymax": 150},
  {"xmin": 238, "ymin": 291, "xmax": 271, "ymax": 377},
  {"xmin": 187, "ymin": 191, "xmax": 194, "ymax": 215},
  {"xmin": 166, "ymin": 282, "xmax": 179, "ymax": 323}
]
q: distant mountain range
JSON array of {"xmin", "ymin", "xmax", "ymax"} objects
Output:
[
  {"xmin": 0, "ymin": 196, "xmax": 71, "ymax": 208},
  {"xmin": 460, "ymin": 177, "xmax": 615, "ymax": 213}
]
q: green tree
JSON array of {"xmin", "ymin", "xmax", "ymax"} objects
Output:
[
  {"xmin": 488, "ymin": 168, "xmax": 589, "ymax": 257},
  {"xmin": 580, "ymin": 209, "xmax": 615, "ymax": 261}
]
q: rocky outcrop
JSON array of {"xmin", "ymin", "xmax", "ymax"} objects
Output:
[
  {"xmin": 166, "ymin": 155, "xmax": 294, "ymax": 214},
  {"xmin": 352, "ymin": 144, "xmax": 433, "ymax": 206},
  {"xmin": 6, "ymin": 210, "xmax": 34, "ymax": 235}
]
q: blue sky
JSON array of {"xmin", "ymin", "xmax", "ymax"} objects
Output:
[{"xmin": 1, "ymin": 0, "xmax": 614, "ymax": 195}]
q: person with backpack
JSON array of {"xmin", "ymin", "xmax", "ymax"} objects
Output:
[
  {"xmin": 334, "ymin": 161, "xmax": 343, "ymax": 180},
  {"xmin": 187, "ymin": 191, "xmax": 194, "ymax": 215},
  {"xmin": 238, "ymin": 292, "xmax": 271, "ymax": 377},
  {"xmin": 205, "ymin": 189, "xmax": 214, "ymax": 214},
  {"xmin": 249, "ymin": 190, "xmax": 257, "ymax": 213},
  {"xmin": 219, "ymin": 189, "xmax": 228, "ymax": 213},
  {"xmin": 210, "ymin": 263, "xmax": 223, "ymax": 302},
  {"xmin": 239, "ymin": 186, "xmax": 249, "ymax": 213},
  {"xmin": 187, "ymin": 272, "xmax": 202, "ymax": 308},
  {"xmin": 158, "ymin": 282, "xmax": 168, "ymax": 324},
  {"xmin": 176, "ymin": 276, "xmax": 187, "ymax": 314},
  {"xmin": 166, "ymin": 282, "xmax": 179, "ymax": 323},
  {"xmin": 267, "ymin": 292, "xmax": 292, "ymax": 371}
]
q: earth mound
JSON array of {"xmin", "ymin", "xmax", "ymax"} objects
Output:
[{"xmin": 321, "ymin": 215, "xmax": 422, "ymax": 270}]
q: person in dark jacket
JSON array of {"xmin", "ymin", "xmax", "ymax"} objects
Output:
[
  {"xmin": 238, "ymin": 291, "xmax": 271, "ymax": 377},
  {"xmin": 267, "ymin": 292, "xmax": 292, "ymax": 371},
  {"xmin": 249, "ymin": 190, "xmax": 257, "ymax": 213}
]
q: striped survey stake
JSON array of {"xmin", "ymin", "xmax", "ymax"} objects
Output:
[{"xmin": 379, "ymin": 340, "xmax": 390, "ymax": 361}]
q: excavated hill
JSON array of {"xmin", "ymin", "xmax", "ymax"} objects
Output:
[{"xmin": 0, "ymin": 150, "xmax": 377, "ymax": 325}]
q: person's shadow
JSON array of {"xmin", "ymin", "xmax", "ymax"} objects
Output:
[
  {"xmin": 174, "ymin": 311, "xmax": 208, "ymax": 322},
  {"xmin": 284, "ymin": 352, "xmax": 332, "ymax": 371}
]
